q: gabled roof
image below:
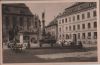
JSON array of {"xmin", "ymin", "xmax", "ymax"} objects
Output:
[{"xmin": 2, "ymin": 3, "xmax": 33, "ymax": 16}]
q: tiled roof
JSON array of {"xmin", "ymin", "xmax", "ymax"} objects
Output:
[
  {"xmin": 46, "ymin": 18, "xmax": 57, "ymax": 27},
  {"xmin": 57, "ymin": 2, "xmax": 96, "ymax": 18}
]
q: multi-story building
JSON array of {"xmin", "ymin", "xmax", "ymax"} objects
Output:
[
  {"xmin": 46, "ymin": 18, "xmax": 58, "ymax": 40},
  {"xmin": 57, "ymin": 2, "xmax": 97, "ymax": 46},
  {"xmin": 2, "ymin": 3, "xmax": 41, "ymax": 46}
]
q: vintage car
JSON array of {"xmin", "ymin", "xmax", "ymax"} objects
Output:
[{"xmin": 7, "ymin": 41, "xmax": 28, "ymax": 51}]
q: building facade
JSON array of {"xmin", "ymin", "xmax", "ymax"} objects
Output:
[
  {"xmin": 2, "ymin": 3, "xmax": 41, "ymax": 46},
  {"xmin": 46, "ymin": 18, "xmax": 58, "ymax": 40},
  {"xmin": 57, "ymin": 2, "xmax": 97, "ymax": 46}
]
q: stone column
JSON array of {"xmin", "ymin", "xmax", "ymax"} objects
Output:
[{"xmin": 20, "ymin": 33, "xmax": 23, "ymax": 43}]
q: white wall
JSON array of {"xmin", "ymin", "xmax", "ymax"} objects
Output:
[{"xmin": 57, "ymin": 8, "xmax": 97, "ymax": 45}]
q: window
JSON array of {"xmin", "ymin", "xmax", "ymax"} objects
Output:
[
  {"xmin": 69, "ymin": 26, "xmax": 71, "ymax": 31},
  {"xmin": 59, "ymin": 20, "xmax": 61, "ymax": 24},
  {"xmin": 82, "ymin": 24, "xmax": 85, "ymax": 29},
  {"xmin": 89, "ymin": 2, "xmax": 96, "ymax": 7},
  {"xmin": 94, "ymin": 22, "xmax": 97, "ymax": 28},
  {"xmin": 82, "ymin": 14, "xmax": 85, "ymax": 19},
  {"xmin": 82, "ymin": 33, "xmax": 85, "ymax": 39},
  {"xmin": 73, "ymin": 25, "xmax": 75, "ymax": 30},
  {"xmin": 93, "ymin": 10, "xmax": 96, "ymax": 17},
  {"xmin": 62, "ymin": 19, "xmax": 64, "ymax": 23},
  {"xmin": 65, "ymin": 18, "xmax": 67, "ymax": 23},
  {"xmin": 20, "ymin": 17, "xmax": 24, "ymax": 26},
  {"xmin": 69, "ymin": 34, "xmax": 71, "ymax": 39},
  {"xmin": 69, "ymin": 17, "xmax": 71, "ymax": 22},
  {"xmin": 77, "ymin": 24, "xmax": 80, "ymax": 30},
  {"xmin": 66, "ymin": 34, "xmax": 69, "ymax": 39},
  {"xmin": 78, "ymin": 33, "xmax": 80, "ymax": 39},
  {"xmin": 66, "ymin": 26, "xmax": 68, "ymax": 30},
  {"xmin": 12, "ymin": 16, "xmax": 17, "ymax": 28},
  {"xmin": 77, "ymin": 15, "xmax": 80, "ymax": 20},
  {"xmin": 87, "ymin": 12, "xmax": 90, "ymax": 18},
  {"xmin": 73, "ymin": 16, "xmax": 75, "ymax": 21},
  {"xmin": 5, "ymin": 16, "xmax": 9, "ymax": 29},
  {"xmin": 59, "ymin": 27, "xmax": 61, "ymax": 32},
  {"xmin": 94, "ymin": 32, "xmax": 97, "ymax": 39},
  {"xmin": 88, "ymin": 32, "xmax": 91, "ymax": 39},
  {"xmin": 88, "ymin": 23, "xmax": 91, "ymax": 28}
]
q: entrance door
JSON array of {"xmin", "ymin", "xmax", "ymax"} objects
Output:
[{"xmin": 73, "ymin": 34, "xmax": 77, "ymax": 43}]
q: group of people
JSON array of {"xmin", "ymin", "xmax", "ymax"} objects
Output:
[{"xmin": 57, "ymin": 40, "xmax": 83, "ymax": 48}]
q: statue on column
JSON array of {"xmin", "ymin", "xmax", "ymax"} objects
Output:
[{"xmin": 42, "ymin": 11, "xmax": 46, "ymax": 37}]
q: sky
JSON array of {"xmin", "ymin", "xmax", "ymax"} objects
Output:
[{"xmin": 26, "ymin": 2, "xmax": 75, "ymax": 25}]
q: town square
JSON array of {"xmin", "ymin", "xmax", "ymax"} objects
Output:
[{"xmin": 2, "ymin": 2, "xmax": 97, "ymax": 63}]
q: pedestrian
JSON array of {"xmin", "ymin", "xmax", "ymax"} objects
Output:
[{"xmin": 61, "ymin": 40, "xmax": 64, "ymax": 47}]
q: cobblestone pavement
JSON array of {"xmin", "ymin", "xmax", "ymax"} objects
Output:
[
  {"xmin": 3, "ymin": 46, "xmax": 97, "ymax": 63},
  {"xmin": 36, "ymin": 50, "xmax": 97, "ymax": 59}
]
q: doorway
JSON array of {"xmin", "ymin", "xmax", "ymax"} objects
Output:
[{"xmin": 73, "ymin": 34, "xmax": 77, "ymax": 43}]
